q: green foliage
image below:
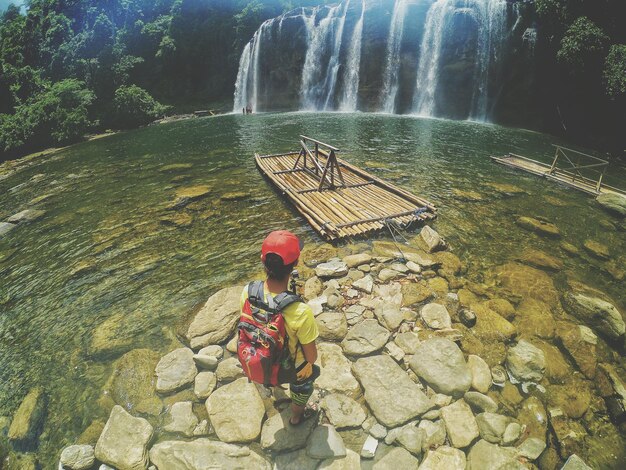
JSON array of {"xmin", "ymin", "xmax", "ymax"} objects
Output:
[
  {"xmin": 604, "ymin": 44, "xmax": 626, "ymax": 99},
  {"xmin": 111, "ymin": 84, "xmax": 169, "ymax": 129},
  {"xmin": 557, "ymin": 17, "xmax": 609, "ymax": 72}
]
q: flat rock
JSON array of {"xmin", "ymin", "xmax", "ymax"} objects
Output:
[
  {"xmin": 187, "ymin": 286, "xmax": 243, "ymax": 348},
  {"xmin": 59, "ymin": 444, "xmax": 95, "ymax": 470},
  {"xmin": 316, "ymin": 343, "xmax": 361, "ymax": 398},
  {"xmin": 352, "ymin": 274, "xmax": 374, "ymax": 294},
  {"xmin": 194, "ymin": 371, "xmax": 217, "ymax": 399},
  {"xmin": 89, "ymin": 312, "xmax": 135, "ymax": 360},
  {"xmin": 155, "ymin": 348, "xmax": 197, "ymax": 393},
  {"xmin": 341, "ymin": 319, "xmax": 390, "ymax": 356},
  {"xmin": 352, "ymin": 355, "xmax": 432, "ymax": 427},
  {"xmin": 561, "ymin": 454, "xmax": 593, "ymax": 470},
  {"xmin": 494, "ymin": 262, "xmax": 559, "ymax": 305},
  {"xmin": 261, "ymin": 408, "xmax": 317, "ymax": 452},
  {"xmin": 374, "ymin": 303, "xmax": 404, "ymax": 331},
  {"xmin": 506, "ymin": 339, "xmax": 545, "ymax": 383},
  {"xmin": 562, "ymin": 292, "xmax": 625, "ymax": 340},
  {"xmin": 95, "ymin": 405, "xmax": 153, "ymax": 470},
  {"xmin": 515, "ymin": 216, "xmax": 560, "ymax": 238},
  {"xmin": 372, "ymin": 447, "xmax": 419, "ymax": 469},
  {"xmin": 378, "ymin": 268, "xmax": 401, "ymax": 282},
  {"xmin": 317, "ymin": 311, "xmax": 348, "ymax": 341},
  {"xmin": 343, "ymin": 253, "xmax": 372, "ymax": 268},
  {"xmin": 409, "ymin": 338, "xmax": 472, "ymax": 398},
  {"xmin": 361, "ymin": 435, "xmax": 378, "ymax": 459},
  {"xmin": 318, "ymin": 448, "xmax": 360, "ymax": 470},
  {"xmin": 516, "ymin": 436, "xmax": 546, "ymax": 460},
  {"xmin": 273, "ymin": 449, "xmax": 320, "ymax": 470},
  {"xmin": 467, "ymin": 439, "xmax": 520, "ymax": 470},
  {"xmin": 467, "ymin": 355, "xmax": 492, "ymax": 393},
  {"xmin": 583, "ymin": 239, "xmax": 610, "ymax": 259},
  {"xmin": 516, "ymin": 298, "xmax": 556, "ymax": 339},
  {"xmin": 7, "ymin": 387, "xmax": 47, "ymax": 449},
  {"xmin": 419, "ymin": 446, "xmax": 466, "ymax": 470},
  {"xmin": 163, "ymin": 401, "xmax": 198, "ymax": 437},
  {"xmin": 441, "ymin": 400, "xmax": 479, "ymax": 448},
  {"xmin": 306, "ymin": 424, "xmax": 346, "ymax": 459},
  {"xmin": 420, "ymin": 303, "xmax": 452, "ymax": 330},
  {"xmin": 206, "ymin": 377, "xmax": 264, "ymax": 443},
  {"xmin": 517, "ymin": 249, "xmax": 564, "ymax": 271},
  {"xmin": 0, "ymin": 222, "xmax": 16, "ymax": 237},
  {"xmin": 149, "ymin": 439, "xmax": 270, "ymax": 469},
  {"xmin": 321, "ymin": 394, "xmax": 366, "ymax": 429},
  {"xmin": 316, "ymin": 260, "xmax": 349, "ymax": 278},
  {"xmin": 420, "ymin": 225, "xmax": 446, "ymax": 252},
  {"xmin": 7, "ymin": 209, "xmax": 45, "ymax": 224}
]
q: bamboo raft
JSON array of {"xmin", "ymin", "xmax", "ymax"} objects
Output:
[
  {"xmin": 256, "ymin": 136, "xmax": 436, "ymax": 241},
  {"xmin": 491, "ymin": 146, "xmax": 626, "ymax": 197}
]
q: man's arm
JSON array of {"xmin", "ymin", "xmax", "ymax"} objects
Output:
[{"xmin": 301, "ymin": 341, "xmax": 318, "ymax": 364}]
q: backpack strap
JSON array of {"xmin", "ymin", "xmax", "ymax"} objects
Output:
[{"xmin": 273, "ymin": 291, "xmax": 303, "ymax": 312}]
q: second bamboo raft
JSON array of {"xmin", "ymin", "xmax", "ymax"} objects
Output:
[{"xmin": 256, "ymin": 136, "xmax": 436, "ymax": 241}]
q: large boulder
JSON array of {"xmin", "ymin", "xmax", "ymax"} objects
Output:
[
  {"xmin": 206, "ymin": 378, "xmax": 265, "ymax": 443},
  {"xmin": 149, "ymin": 439, "xmax": 270, "ymax": 469},
  {"xmin": 493, "ymin": 262, "xmax": 559, "ymax": 306},
  {"xmin": 260, "ymin": 408, "xmax": 317, "ymax": 452},
  {"xmin": 316, "ymin": 343, "xmax": 361, "ymax": 398},
  {"xmin": 505, "ymin": 340, "xmax": 545, "ymax": 383},
  {"xmin": 186, "ymin": 286, "xmax": 243, "ymax": 348},
  {"xmin": 316, "ymin": 311, "xmax": 348, "ymax": 341},
  {"xmin": 95, "ymin": 405, "xmax": 153, "ymax": 470},
  {"xmin": 341, "ymin": 319, "xmax": 390, "ymax": 356},
  {"xmin": 7, "ymin": 387, "xmax": 47, "ymax": 450},
  {"xmin": 440, "ymin": 400, "xmax": 480, "ymax": 448},
  {"xmin": 409, "ymin": 338, "xmax": 472, "ymax": 397},
  {"xmin": 352, "ymin": 355, "xmax": 433, "ymax": 427},
  {"xmin": 155, "ymin": 348, "xmax": 198, "ymax": 394},
  {"xmin": 562, "ymin": 292, "xmax": 625, "ymax": 340},
  {"xmin": 596, "ymin": 193, "xmax": 626, "ymax": 218}
]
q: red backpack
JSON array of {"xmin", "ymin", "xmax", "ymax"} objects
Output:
[{"xmin": 237, "ymin": 281, "xmax": 302, "ymax": 386}]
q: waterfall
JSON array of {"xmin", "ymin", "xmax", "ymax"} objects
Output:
[
  {"xmin": 339, "ymin": 0, "xmax": 366, "ymax": 111},
  {"xmin": 380, "ymin": 0, "xmax": 408, "ymax": 114},
  {"xmin": 233, "ymin": 41, "xmax": 252, "ymax": 112},
  {"xmin": 412, "ymin": 0, "xmax": 455, "ymax": 117}
]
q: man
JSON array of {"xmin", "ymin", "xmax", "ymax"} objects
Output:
[{"xmin": 240, "ymin": 230, "xmax": 319, "ymax": 425}]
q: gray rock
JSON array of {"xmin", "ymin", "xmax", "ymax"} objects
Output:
[
  {"xmin": 467, "ymin": 355, "xmax": 492, "ymax": 394},
  {"xmin": 273, "ymin": 449, "xmax": 320, "ymax": 470},
  {"xmin": 344, "ymin": 253, "xmax": 372, "ymax": 268},
  {"xmin": 194, "ymin": 371, "xmax": 217, "ymax": 399},
  {"xmin": 459, "ymin": 308, "xmax": 477, "ymax": 327},
  {"xmin": 352, "ymin": 275, "xmax": 374, "ymax": 294},
  {"xmin": 502, "ymin": 422, "xmax": 522, "ymax": 446},
  {"xmin": 198, "ymin": 344, "xmax": 223, "ymax": 359},
  {"xmin": 361, "ymin": 435, "xmax": 378, "ymax": 459},
  {"xmin": 216, "ymin": 357, "xmax": 244, "ymax": 383},
  {"xmin": 317, "ymin": 311, "xmax": 348, "ymax": 341},
  {"xmin": 306, "ymin": 424, "xmax": 346, "ymax": 459},
  {"xmin": 149, "ymin": 439, "xmax": 271, "ymax": 469},
  {"xmin": 378, "ymin": 268, "xmax": 401, "ymax": 282},
  {"xmin": 352, "ymin": 355, "xmax": 433, "ymax": 427},
  {"xmin": 422, "ymin": 409, "xmax": 441, "ymax": 420},
  {"xmin": 321, "ymin": 394, "xmax": 366, "ymax": 429},
  {"xmin": 261, "ymin": 408, "xmax": 317, "ymax": 452},
  {"xmin": 186, "ymin": 286, "xmax": 243, "ymax": 348},
  {"xmin": 441, "ymin": 400, "xmax": 479, "ymax": 448},
  {"xmin": 304, "ymin": 276, "xmax": 324, "ymax": 300},
  {"xmin": 316, "ymin": 261, "xmax": 349, "ymax": 278},
  {"xmin": 155, "ymin": 348, "xmax": 197, "ymax": 394},
  {"xmin": 384, "ymin": 341, "xmax": 405, "ymax": 362},
  {"xmin": 394, "ymin": 332, "xmax": 421, "ymax": 354},
  {"xmin": 563, "ymin": 292, "xmax": 625, "ymax": 340},
  {"xmin": 420, "ymin": 226, "xmax": 445, "ymax": 252},
  {"xmin": 308, "ymin": 295, "xmax": 327, "ymax": 316},
  {"xmin": 397, "ymin": 425, "xmax": 424, "ymax": 455},
  {"xmin": 59, "ymin": 445, "xmax": 95, "ymax": 470},
  {"xmin": 409, "ymin": 338, "xmax": 472, "ymax": 398},
  {"xmin": 561, "ymin": 454, "xmax": 593, "ymax": 470},
  {"xmin": 596, "ymin": 193, "xmax": 626, "ymax": 217},
  {"xmin": 506, "ymin": 340, "xmax": 545, "ymax": 383},
  {"xmin": 7, "ymin": 387, "xmax": 47, "ymax": 449},
  {"xmin": 163, "ymin": 401, "xmax": 198, "ymax": 437},
  {"xmin": 420, "ymin": 303, "xmax": 452, "ymax": 330},
  {"xmin": 374, "ymin": 303, "xmax": 404, "ymax": 331},
  {"xmin": 0, "ymin": 222, "xmax": 16, "ymax": 237},
  {"xmin": 318, "ymin": 448, "xmax": 360, "ymax": 470},
  {"xmin": 418, "ymin": 419, "xmax": 447, "ymax": 452},
  {"xmin": 345, "ymin": 305, "xmax": 366, "ymax": 325},
  {"xmin": 370, "ymin": 423, "xmax": 387, "ymax": 439},
  {"xmin": 464, "ymin": 391, "xmax": 498, "ymax": 413},
  {"xmin": 7, "ymin": 209, "xmax": 45, "ymax": 224},
  {"xmin": 192, "ymin": 354, "xmax": 218, "ymax": 370},
  {"xmin": 341, "ymin": 319, "xmax": 390, "ymax": 356},
  {"xmin": 467, "ymin": 439, "xmax": 520, "ymax": 470},
  {"xmin": 193, "ymin": 420, "xmax": 210, "ymax": 436},
  {"xmin": 206, "ymin": 378, "xmax": 265, "ymax": 443},
  {"xmin": 406, "ymin": 261, "xmax": 422, "ymax": 274},
  {"xmin": 516, "ymin": 436, "xmax": 546, "ymax": 460},
  {"xmin": 475, "ymin": 412, "xmax": 509, "ymax": 444},
  {"xmin": 95, "ymin": 405, "xmax": 153, "ymax": 470},
  {"xmin": 316, "ymin": 343, "xmax": 361, "ymax": 398},
  {"xmin": 372, "ymin": 447, "xmax": 420, "ymax": 469},
  {"xmin": 419, "ymin": 446, "xmax": 466, "ymax": 470}
]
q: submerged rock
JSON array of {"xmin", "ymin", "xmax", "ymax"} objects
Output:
[
  {"xmin": 494, "ymin": 262, "xmax": 559, "ymax": 306},
  {"xmin": 0, "ymin": 222, "xmax": 16, "ymax": 237},
  {"xmin": 187, "ymin": 285, "xmax": 243, "ymax": 348},
  {"xmin": 515, "ymin": 216, "xmax": 560, "ymax": 238},
  {"xmin": 7, "ymin": 209, "xmax": 45, "ymax": 224},
  {"xmin": 273, "ymin": 449, "xmax": 319, "ymax": 470},
  {"xmin": 7, "ymin": 387, "xmax": 47, "ymax": 450},
  {"xmin": 149, "ymin": 439, "xmax": 270, "ymax": 469},
  {"xmin": 561, "ymin": 454, "xmax": 593, "ymax": 470},
  {"xmin": 562, "ymin": 292, "xmax": 625, "ymax": 340},
  {"xmin": 95, "ymin": 405, "xmax": 153, "ymax": 470},
  {"xmin": 353, "ymin": 355, "xmax": 432, "ymax": 427},
  {"xmin": 596, "ymin": 363, "xmax": 626, "ymax": 423},
  {"xmin": 596, "ymin": 193, "xmax": 626, "ymax": 218},
  {"xmin": 88, "ymin": 312, "xmax": 135, "ymax": 360},
  {"xmin": 583, "ymin": 240, "xmax": 610, "ymax": 259},
  {"xmin": 558, "ymin": 323, "xmax": 597, "ymax": 379},
  {"xmin": 517, "ymin": 249, "xmax": 563, "ymax": 271}
]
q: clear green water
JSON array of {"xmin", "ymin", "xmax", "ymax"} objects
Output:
[{"xmin": 0, "ymin": 112, "xmax": 624, "ymax": 466}]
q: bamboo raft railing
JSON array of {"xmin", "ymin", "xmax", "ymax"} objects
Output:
[
  {"xmin": 491, "ymin": 145, "xmax": 626, "ymax": 197},
  {"xmin": 255, "ymin": 136, "xmax": 436, "ymax": 241}
]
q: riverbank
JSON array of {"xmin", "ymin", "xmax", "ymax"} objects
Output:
[{"xmin": 3, "ymin": 224, "xmax": 624, "ymax": 469}]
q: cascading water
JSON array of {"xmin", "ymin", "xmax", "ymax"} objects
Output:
[
  {"xmin": 380, "ymin": 0, "xmax": 408, "ymax": 114},
  {"xmin": 233, "ymin": 0, "xmax": 519, "ymax": 121},
  {"xmin": 339, "ymin": 0, "xmax": 366, "ymax": 111}
]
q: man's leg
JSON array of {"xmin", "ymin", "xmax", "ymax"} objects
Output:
[{"xmin": 289, "ymin": 364, "xmax": 320, "ymax": 425}]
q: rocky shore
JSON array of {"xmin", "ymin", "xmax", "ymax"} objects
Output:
[{"xmin": 2, "ymin": 224, "xmax": 625, "ymax": 469}]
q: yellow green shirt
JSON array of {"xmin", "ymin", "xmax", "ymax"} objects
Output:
[{"xmin": 240, "ymin": 283, "xmax": 318, "ymax": 366}]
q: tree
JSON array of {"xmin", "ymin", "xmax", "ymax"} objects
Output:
[
  {"xmin": 110, "ymin": 84, "xmax": 169, "ymax": 128},
  {"xmin": 557, "ymin": 17, "xmax": 609, "ymax": 73},
  {"xmin": 604, "ymin": 44, "xmax": 626, "ymax": 100}
]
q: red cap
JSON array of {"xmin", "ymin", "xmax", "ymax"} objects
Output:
[{"xmin": 261, "ymin": 230, "xmax": 303, "ymax": 265}]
